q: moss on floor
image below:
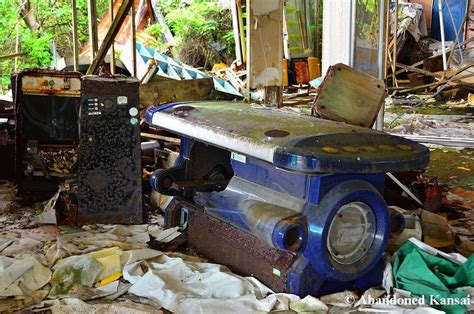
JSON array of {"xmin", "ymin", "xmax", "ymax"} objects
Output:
[
  {"xmin": 386, "ymin": 101, "xmax": 474, "ymax": 115},
  {"xmin": 426, "ymin": 148, "xmax": 474, "ymax": 189}
]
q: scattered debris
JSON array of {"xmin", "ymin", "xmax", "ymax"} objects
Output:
[
  {"xmin": 128, "ymin": 43, "xmax": 243, "ymax": 98},
  {"xmin": 3, "ymin": 155, "xmax": 473, "ymax": 313}
]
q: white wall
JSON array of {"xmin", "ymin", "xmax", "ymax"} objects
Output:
[{"xmin": 321, "ymin": 0, "xmax": 353, "ymax": 76}]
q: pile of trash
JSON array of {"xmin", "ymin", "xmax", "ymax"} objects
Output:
[
  {"xmin": 387, "ymin": 112, "xmax": 474, "ymax": 141},
  {"xmin": 1, "ymin": 181, "xmax": 474, "ymax": 313},
  {"xmin": 0, "ymin": 220, "xmax": 331, "ymax": 312}
]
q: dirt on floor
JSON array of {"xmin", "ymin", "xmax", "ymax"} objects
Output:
[{"xmin": 427, "ymin": 148, "xmax": 474, "ymax": 189}]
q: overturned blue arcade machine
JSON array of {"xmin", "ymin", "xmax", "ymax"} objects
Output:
[{"xmin": 145, "ymin": 101, "xmax": 430, "ymax": 296}]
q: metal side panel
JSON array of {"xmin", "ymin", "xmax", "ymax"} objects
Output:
[
  {"xmin": 77, "ymin": 75, "xmax": 143, "ymax": 225},
  {"xmin": 184, "ymin": 199, "xmax": 296, "ymax": 293}
]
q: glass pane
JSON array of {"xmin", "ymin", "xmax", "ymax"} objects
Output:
[
  {"xmin": 286, "ymin": 0, "xmax": 315, "ymax": 58},
  {"xmin": 354, "ymin": 0, "xmax": 380, "ymax": 76}
]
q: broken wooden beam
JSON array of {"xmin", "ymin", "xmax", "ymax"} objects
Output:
[
  {"xmin": 246, "ymin": 0, "xmax": 283, "ymax": 107},
  {"xmin": 395, "ymin": 63, "xmax": 439, "ymax": 78},
  {"xmin": 140, "ymin": 132, "xmax": 181, "ymax": 145},
  {"xmin": 139, "ymin": 78, "xmax": 215, "ymax": 106},
  {"xmin": 86, "ymin": 0, "xmax": 133, "ymax": 75}
]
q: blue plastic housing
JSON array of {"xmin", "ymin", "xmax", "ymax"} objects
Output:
[{"xmin": 145, "ymin": 102, "xmax": 429, "ymax": 296}]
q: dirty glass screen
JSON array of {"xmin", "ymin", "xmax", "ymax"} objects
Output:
[
  {"xmin": 354, "ymin": 0, "xmax": 380, "ymax": 76},
  {"xmin": 20, "ymin": 95, "xmax": 80, "ymax": 141},
  {"xmin": 286, "ymin": 0, "xmax": 315, "ymax": 58}
]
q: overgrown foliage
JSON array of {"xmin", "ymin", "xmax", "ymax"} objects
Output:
[
  {"xmin": 147, "ymin": 0, "xmax": 235, "ymax": 69},
  {"xmin": 0, "ymin": 0, "xmax": 108, "ymax": 92},
  {"xmin": 0, "ymin": 0, "xmax": 235, "ymax": 92}
]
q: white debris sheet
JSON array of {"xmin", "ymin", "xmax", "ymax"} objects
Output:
[
  {"xmin": 0, "ymin": 242, "xmax": 327, "ymax": 312},
  {"xmin": 38, "ymin": 298, "xmax": 164, "ymax": 314},
  {"xmin": 0, "ymin": 202, "xmax": 327, "ymax": 314},
  {"xmin": 126, "ymin": 252, "xmax": 328, "ymax": 313},
  {"xmin": 0, "ymin": 183, "xmax": 455, "ymax": 313},
  {"xmin": 0, "ymin": 238, "xmax": 446, "ymax": 313}
]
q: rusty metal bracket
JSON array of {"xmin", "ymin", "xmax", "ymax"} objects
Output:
[{"xmin": 86, "ymin": 0, "xmax": 133, "ymax": 75}]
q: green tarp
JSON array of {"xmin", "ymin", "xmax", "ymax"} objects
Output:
[{"xmin": 393, "ymin": 240, "xmax": 474, "ymax": 313}]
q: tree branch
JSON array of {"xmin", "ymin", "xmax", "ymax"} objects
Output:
[{"xmin": 20, "ymin": 0, "xmax": 40, "ymax": 32}]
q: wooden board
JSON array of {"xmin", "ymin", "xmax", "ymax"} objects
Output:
[
  {"xmin": 312, "ymin": 64, "xmax": 386, "ymax": 128},
  {"xmin": 246, "ymin": 0, "xmax": 283, "ymax": 89},
  {"xmin": 139, "ymin": 78, "xmax": 214, "ymax": 107}
]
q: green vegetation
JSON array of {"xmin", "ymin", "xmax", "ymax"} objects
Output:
[
  {"xmin": 386, "ymin": 104, "xmax": 474, "ymax": 115},
  {"xmin": 147, "ymin": 0, "xmax": 235, "ymax": 68},
  {"xmin": 0, "ymin": 0, "xmax": 234, "ymax": 93},
  {"xmin": 356, "ymin": 0, "xmax": 379, "ymax": 44},
  {"xmin": 427, "ymin": 148, "xmax": 474, "ymax": 189},
  {"xmin": 0, "ymin": 0, "xmax": 108, "ymax": 92}
]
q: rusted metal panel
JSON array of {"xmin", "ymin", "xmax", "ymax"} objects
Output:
[
  {"xmin": 312, "ymin": 63, "xmax": 386, "ymax": 128},
  {"xmin": 20, "ymin": 69, "xmax": 81, "ymax": 97},
  {"xmin": 14, "ymin": 69, "xmax": 82, "ymax": 200},
  {"xmin": 178, "ymin": 198, "xmax": 296, "ymax": 293},
  {"xmin": 293, "ymin": 60, "xmax": 310, "ymax": 84},
  {"xmin": 139, "ymin": 77, "xmax": 215, "ymax": 106}
]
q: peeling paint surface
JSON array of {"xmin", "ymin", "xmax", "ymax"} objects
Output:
[
  {"xmin": 147, "ymin": 102, "xmax": 430, "ymax": 173},
  {"xmin": 252, "ymin": 67, "xmax": 281, "ymax": 88},
  {"xmin": 21, "ymin": 70, "xmax": 81, "ymax": 97},
  {"xmin": 251, "ymin": 0, "xmax": 280, "ymax": 16}
]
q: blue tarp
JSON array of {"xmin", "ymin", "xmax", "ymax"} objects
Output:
[{"xmin": 431, "ymin": 0, "xmax": 468, "ymax": 42}]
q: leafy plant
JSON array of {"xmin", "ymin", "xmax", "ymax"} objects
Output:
[
  {"xmin": 0, "ymin": 0, "xmax": 108, "ymax": 93},
  {"xmin": 144, "ymin": 23, "xmax": 169, "ymax": 51},
  {"xmin": 0, "ymin": 0, "xmax": 236, "ymax": 93},
  {"xmin": 155, "ymin": 0, "xmax": 235, "ymax": 68}
]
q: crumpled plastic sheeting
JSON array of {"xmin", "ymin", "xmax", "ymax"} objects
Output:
[
  {"xmin": 34, "ymin": 190, "xmax": 60, "ymax": 225},
  {"xmin": 394, "ymin": 238, "xmax": 474, "ymax": 314},
  {"xmin": 320, "ymin": 290, "xmax": 358, "ymax": 308},
  {"xmin": 0, "ymin": 256, "xmax": 51, "ymax": 295},
  {"xmin": 1, "ymin": 237, "xmax": 44, "ymax": 259},
  {"xmin": 45, "ymin": 224, "xmax": 150, "ymax": 265},
  {"xmin": 0, "ymin": 256, "xmax": 51, "ymax": 311},
  {"xmin": 2, "ymin": 245, "xmax": 328, "ymax": 313},
  {"xmin": 126, "ymin": 253, "xmax": 328, "ymax": 313},
  {"xmin": 394, "ymin": 3, "xmax": 428, "ymax": 42},
  {"xmin": 33, "ymin": 297, "xmax": 164, "ymax": 314},
  {"xmin": 50, "ymin": 255, "xmax": 102, "ymax": 296},
  {"xmin": 0, "ymin": 222, "xmax": 153, "ymax": 311}
]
